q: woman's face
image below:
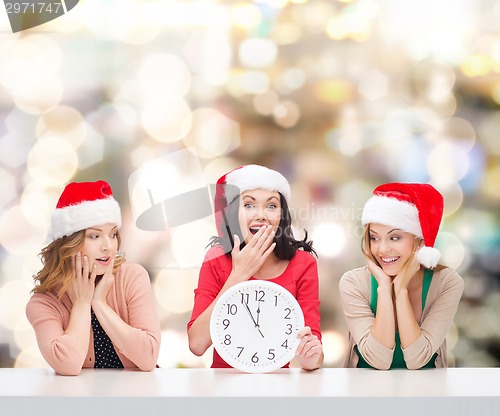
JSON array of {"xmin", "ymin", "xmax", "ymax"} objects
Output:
[
  {"xmin": 81, "ymin": 223, "xmax": 119, "ymax": 275},
  {"xmin": 368, "ymin": 223, "xmax": 417, "ymax": 276},
  {"xmin": 238, "ymin": 189, "xmax": 282, "ymax": 244}
]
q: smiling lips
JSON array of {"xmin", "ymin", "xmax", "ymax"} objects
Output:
[{"xmin": 380, "ymin": 256, "xmax": 399, "ymax": 265}]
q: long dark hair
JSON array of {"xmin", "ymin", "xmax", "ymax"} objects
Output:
[{"xmin": 208, "ymin": 192, "xmax": 316, "ymax": 260}]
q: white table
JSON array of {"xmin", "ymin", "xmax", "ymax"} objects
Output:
[{"xmin": 1, "ymin": 368, "xmax": 499, "ymax": 416}]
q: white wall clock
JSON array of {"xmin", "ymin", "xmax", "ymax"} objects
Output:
[{"xmin": 210, "ymin": 280, "xmax": 305, "ymax": 373}]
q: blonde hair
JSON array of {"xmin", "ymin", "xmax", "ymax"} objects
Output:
[{"xmin": 32, "ymin": 230, "xmax": 125, "ymax": 299}]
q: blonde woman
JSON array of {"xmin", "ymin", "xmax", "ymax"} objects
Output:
[{"xmin": 339, "ymin": 183, "xmax": 463, "ymax": 370}]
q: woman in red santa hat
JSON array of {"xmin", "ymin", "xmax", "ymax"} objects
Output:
[
  {"xmin": 339, "ymin": 183, "xmax": 464, "ymax": 370},
  {"xmin": 188, "ymin": 165, "xmax": 323, "ymax": 370},
  {"xmin": 26, "ymin": 180, "xmax": 161, "ymax": 376}
]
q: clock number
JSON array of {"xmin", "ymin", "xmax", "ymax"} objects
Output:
[
  {"xmin": 237, "ymin": 346, "xmax": 244, "ymax": 357},
  {"xmin": 240, "ymin": 293, "xmax": 249, "ymax": 304},
  {"xmin": 255, "ymin": 290, "xmax": 265, "ymax": 302},
  {"xmin": 224, "ymin": 334, "xmax": 231, "ymax": 345},
  {"xmin": 227, "ymin": 304, "xmax": 237, "ymax": 315},
  {"xmin": 285, "ymin": 324, "xmax": 293, "ymax": 335},
  {"xmin": 267, "ymin": 349, "xmax": 275, "ymax": 360},
  {"xmin": 274, "ymin": 295, "xmax": 278, "ymax": 307},
  {"xmin": 281, "ymin": 340, "xmax": 288, "ymax": 349},
  {"xmin": 222, "ymin": 319, "xmax": 230, "ymax": 330},
  {"xmin": 251, "ymin": 352, "xmax": 259, "ymax": 363},
  {"xmin": 284, "ymin": 308, "xmax": 291, "ymax": 319}
]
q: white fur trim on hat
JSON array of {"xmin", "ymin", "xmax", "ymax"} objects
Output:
[
  {"xmin": 225, "ymin": 165, "xmax": 291, "ymax": 204},
  {"xmin": 416, "ymin": 246, "xmax": 441, "ymax": 269},
  {"xmin": 50, "ymin": 198, "xmax": 121, "ymax": 240},
  {"xmin": 362, "ymin": 195, "xmax": 423, "ymax": 237}
]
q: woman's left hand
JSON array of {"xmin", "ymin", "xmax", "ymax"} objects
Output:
[
  {"xmin": 295, "ymin": 326, "xmax": 323, "ymax": 370},
  {"xmin": 393, "ymin": 253, "xmax": 420, "ymax": 294},
  {"xmin": 92, "ymin": 261, "xmax": 114, "ymax": 306}
]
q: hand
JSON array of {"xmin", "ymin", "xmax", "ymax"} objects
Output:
[
  {"xmin": 92, "ymin": 260, "xmax": 114, "ymax": 307},
  {"xmin": 393, "ymin": 253, "xmax": 420, "ymax": 295},
  {"xmin": 256, "ymin": 301, "xmax": 261, "ymax": 327},
  {"xmin": 366, "ymin": 257, "xmax": 392, "ymax": 288},
  {"xmin": 230, "ymin": 226, "xmax": 276, "ymax": 282},
  {"xmin": 66, "ymin": 252, "xmax": 96, "ymax": 307},
  {"xmin": 295, "ymin": 326, "xmax": 322, "ymax": 370},
  {"xmin": 242, "ymin": 301, "xmax": 264, "ymax": 338}
]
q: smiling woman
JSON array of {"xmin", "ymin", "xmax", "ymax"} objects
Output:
[
  {"xmin": 25, "ymin": 180, "xmax": 161, "ymax": 375},
  {"xmin": 339, "ymin": 182, "xmax": 464, "ymax": 370}
]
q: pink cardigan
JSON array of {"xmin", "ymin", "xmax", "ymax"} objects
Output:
[{"xmin": 26, "ymin": 262, "xmax": 161, "ymax": 376}]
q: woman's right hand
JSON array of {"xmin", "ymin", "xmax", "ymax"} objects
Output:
[
  {"xmin": 67, "ymin": 252, "xmax": 96, "ymax": 307},
  {"xmin": 230, "ymin": 225, "xmax": 276, "ymax": 282},
  {"xmin": 366, "ymin": 256, "xmax": 392, "ymax": 288}
]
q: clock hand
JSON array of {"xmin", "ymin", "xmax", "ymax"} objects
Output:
[
  {"xmin": 243, "ymin": 301, "xmax": 258, "ymax": 326},
  {"xmin": 243, "ymin": 301, "xmax": 265, "ymax": 338},
  {"xmin": 256, "ymin": 302, "xmax": 261, "ymax": 327}
]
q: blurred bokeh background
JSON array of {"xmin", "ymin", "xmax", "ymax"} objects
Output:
[{"xmin": 0, "ymin": 0, "xmax": 499, "ymax": 369}]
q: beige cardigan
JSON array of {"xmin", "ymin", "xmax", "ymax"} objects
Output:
[
  {"xmin": 26, "ymin": 262, "xmax": 161, "ymax": 376},
  {"xmin": 339, "ymin": 266, "xmax": 463, "ymax": 370}
]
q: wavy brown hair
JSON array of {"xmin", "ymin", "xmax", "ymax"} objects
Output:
[{"xmin": 32, "ymin": 230, "xmax": 125, "ymax": 299}]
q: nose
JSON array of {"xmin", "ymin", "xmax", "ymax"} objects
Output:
[
  {"xmin": 378, "ymin": 238, "xmax": 390, "ymax": 254},
  {"xmin": 101, "ymin": 236, "xmax": 112, "ymax": 251},
  {"xmin": 253, "ymin": 206, "xmax": 267, "ymax": 221}
]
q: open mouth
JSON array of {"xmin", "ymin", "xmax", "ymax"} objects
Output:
[
  {"xmin": 249, "ymin": 225, "xmax": 266, "ymax": 235},
  {"xmin": 95, "ymin": 257, "xmax": 111, "ymax": 265},
  {"xmin": 380, "ymin": 256, "xmax": 399, "ymax": 265}
]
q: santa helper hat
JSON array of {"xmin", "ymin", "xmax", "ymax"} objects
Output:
[
  {"xmin": 50, "ymin": 180, "xmax": 122, "ymax": 241},
  {"xmin": 213, "ymin": 165, "xmax": 291, "ymax": 237},
  {"xmin": 361, "ymin": 183, "xmax": 444, "ymax": 269}
]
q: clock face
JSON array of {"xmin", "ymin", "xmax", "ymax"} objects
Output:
[{"xmin": 210, "ymin": 280, "xmax": 305, "ymax": 373}]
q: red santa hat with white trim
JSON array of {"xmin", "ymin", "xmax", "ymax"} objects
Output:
[
  {"xmin": 361, "ymin": 182, "xmax": 444, "ymax": 269},
  {"xmin": 50, "ymin": 180, "xmax": 121, "ymax": 241},
  {"xmin": 213, "ymin": 165, "xmax": 291, "ymax": 237}
]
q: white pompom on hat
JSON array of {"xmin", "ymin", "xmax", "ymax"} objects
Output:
[
  {"xmin": 213, "ymin": 165, "xmax": 291, "ymax": 237},
  {"xmin": 50, "ymin": 180, "xmax": 121, "ymax": 241},
  {"xmin": 362, "ymin": 183, "xmax": 444, "ymax": 269}
]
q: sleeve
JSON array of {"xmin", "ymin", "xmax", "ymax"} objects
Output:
[
  {"xmin": 120, "ymin": 264, "xmax": 162, "ymax": 371},
  {"xmin": 402, "ymin": 268, "xmax": 464, "ymax": 369},
  {"xmin": 295, "ymin": 252, "xmax": 322, "ymax": 341},
  {"xmin": 339, "ymin": 269, "xmax": 394, "ymax": 370},
  {"xmin": 187, "ymin": 248, "xmax": 228, "ymax": 330},
  {"xmin": 26, "ymin": 294, "xmax": 87, "ymax": 376}
]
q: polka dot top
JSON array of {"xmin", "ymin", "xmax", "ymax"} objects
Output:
[{"xmin": 91, "ymin": 309, "xmax": 124, "ymax": 369}]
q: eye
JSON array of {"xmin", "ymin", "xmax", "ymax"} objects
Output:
[
  {"xmin": 244, "ymin": 203, "xmax": 254, "ymax": 209},
  {"xmin": 267, "ymin": 204, "xmax": 277, "ymax": 210},
  {"xmin": 87, "ymin": 233, "xmax": 99, "ymax": 239},
  {"xmin": 390, "ymin": 235, "xmax": 400, "ymax": 241},
  {"xmin": 369, "ymin": 235, "xmax": 379, "ymax": 241},
  {"xmin": 110, "ymin": 233, "xmax": 118, "ymax": 239}
]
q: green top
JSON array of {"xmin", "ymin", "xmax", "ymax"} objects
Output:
[{"xmin": 355, "ymin": 269, "xmax": 437, "ymax": 369}]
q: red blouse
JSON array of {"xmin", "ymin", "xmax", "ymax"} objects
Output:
[{"xmin": 188, "ymin": 245, "xmax": 321, "ymax": 368}]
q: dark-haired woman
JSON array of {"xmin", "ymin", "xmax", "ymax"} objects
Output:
[{"xmin": 187, "ymin": 165, "xmax": 323, "ymax": 370}]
